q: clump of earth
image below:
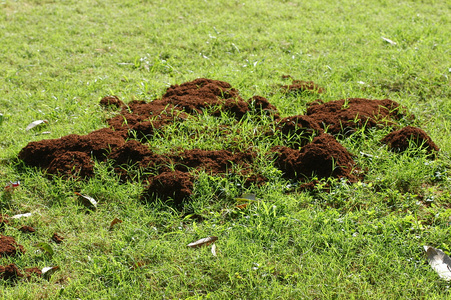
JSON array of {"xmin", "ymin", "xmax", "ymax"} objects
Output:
[
  {"xmin": 0, "ymin": 235, "xmax": 25, "ymax": 257},
  {"xmin": 18, "ymin": 78, "xmax": 439, "ymax": 205}
]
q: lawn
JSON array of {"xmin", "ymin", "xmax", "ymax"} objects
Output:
[{"xmin": 0, "ymin": 0, "xmax": 451, "ymax": 298}]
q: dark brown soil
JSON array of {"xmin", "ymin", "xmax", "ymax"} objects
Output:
[
  {"xmin": 18, "ymin": 226, "xmax": 35, "ymax": 233},
  {"xmin": 305, "ymin": 98, "xmax": 404, "ymax": 134},
  {"xmin": 99, "ymin": 95, "xmax": 125, "ymax": 109},
  {"xmin": 24, "ymin": 267, "xmax": 42, "ymax": 279},
  {"xmin": 18, "ymin": 128, "xmax": 125, "ymax": 177},
  {"xmin": 248, "ymin": 96, "xmax": 280, "ymax": 119},
  {"xmin": 51, "ymin": 233, "xmax": 64, "ymax": 244},
  {"xmin": 381, "ymin": 126, "xmax": 439, "ymax": 154},
  {"xmin": 174, "ymin": 149, "xmax": 256, "ymax": 173},
  {"xmin": 0, "ymin": 264, "xmax": 23, "ymax": 280},
  {"xmin": 18, "ymin": 77, "xmax": 433, "ymax": 206},
  {"xmin": 142, "ymin": 170, "xmax": 195, "ymax": 206},
  {"xmin": 275, "ymin": 115, "xmax": 322, "ymax": 147},
  {"xmin": 0, "ymin": 235, "xmax": 25, "ymax": 257},
  {"xmin": 273, "ymin": 133, "xmax": 361, "ymax": 182}
]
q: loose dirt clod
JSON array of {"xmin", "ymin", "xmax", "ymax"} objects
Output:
[
  {"xmin": 18, "ymin": 226, "xmax": 35, "ymax": 233},
  {"xmin": 51, "ymin": 233, "xmax": 64, "ymax": 244},
  {"xmin": 305, "ymin": 98, "xmax": 404, "ymax": 134},
  {"xmin": 24, "ymin": 267, "xmax": 42, "ymax": 279},
  {"xmin": 381, "ymin": 126, "xmax": 439, "ymax": 154},
  {"xmin": 18, "ymin": 128, "xmax": 125, "ymax": 177},
  {"xmin": 142, "ymin": 170, "xmax": 195, "ymax": 206},
  {"xmin": 273, "ymin": 133, "xmax": 360, "ymax": 182},
  {"xmin": 0, "ymin": 236, "xmax": 25, "ymax": 257},
  {"xmin": 0, "ymin": 264, "xmax": 23, "ymax": 280},
  {"xmin": 99, "ymin": 95, "xmax": 125, "ymax": 109}
]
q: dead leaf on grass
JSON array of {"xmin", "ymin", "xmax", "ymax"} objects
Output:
[
  {"xmin": 109, "ymin": 218, "xmax": 122, "ymax": 230},
  {"xmin": 381, "ymin": 37, "xmax": 397, "ymax": 45},
  {"xmin": 187, "ymin": 236, "xmax": 218, "ymax": 248},
  {"xmin": 75, "ymin": 192, "xmax": 97, "ymax": 210},
  {"xmin": 424, "ymin": 245, "xmax": 451, "ymax": 281},
  {"xmin": 11, "ymin": 212, "xmax": 32, "ymax": 219},
  {"xmin": 211, "ymin": 243, "xmax": 217, "ymax": 257},
  {"xmin": 41, "ymin": 266, "xmax": 59, "ymax": 279},
  {"xmin": 26, "ymin": 120, "xmax": 48, "ymax": 131}
]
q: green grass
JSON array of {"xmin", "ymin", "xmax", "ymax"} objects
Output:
[{"xmin": 1, "ymin": 0, "xmax": 451, "ymax": 298}]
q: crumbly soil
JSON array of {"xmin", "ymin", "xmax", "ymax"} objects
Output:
[
  {"xmin": 381, "ymin": 126, "xmax": 439, "ymax": 154},
  {"xmin": 305, "ymin": 98, "xmax": 404, "ymax": 135},
  {"xmin": 51, "ymin": 233, "xmax": 64, "ymax": 244},
  {"xmin": 18, "ymin": 78, "xmax": 438, "ymax": 205},
  {"xmin": 0, "ymin": 235, "xmax": 25, "ymax": 257},
  {"xmin": 273, "ymin": 133, "xmax": 361, "ymax": 182},
  {"xmin": 0, "ymin": 264, "xmax": 23, "ymax": 280},
  {"xmin": 18, "ymin": 226, "xmax": 35, "ymax": 233}
]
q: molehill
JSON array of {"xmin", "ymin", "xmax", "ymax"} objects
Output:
[{"xmin": 18, "ymin": 78, "xmax": 439, "ymax": 205}]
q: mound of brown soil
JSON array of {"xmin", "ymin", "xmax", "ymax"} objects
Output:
[
  {"xmin": 18, "ymin": 77, "xmax": 430, "ymax": 207},
  {"xmin": 174, "ymin": 149, "xmax": 256, "ymax": 173},
  {"xmin": 305, "ymin": 98, "xmax": 404, "ymax": 134},
  {"xmin": 143, "ymin": 170, "xmax": 195, "ymax": 206},
  {"xmin": 381, "ymin": 126, "xmax": 439, "ymax": 154},
  {"xmin": 18, "ymin": 226, "xmax": 35, "ymax": 233},
  {"xmin": 99, "ymin": 95, "xmax": 124, "ymax": 109},
  {"xmin": 108, "ymin": 140, "xmax": 170, "ymax": 180},
  {"xmin": 24, "ymin": 267, "xmax": 42, "ymax": 279},
  {"xmin": 18, "ymin": 128, "xmax": 125, "ymax": 176},
  {"xmin": 0, "ymin": 236, "xmax": 25, "ymax": 257},
  {"xmin": 248, "ymin": 96, "xmax": 280, "ymax": 119},
  {"xmin": 275, "ymin": 115, "xmax": 322, "ymax": 147},
  {"xmin": 0, "ymin": 264, "xmax": 23, "ymax": 280},
  {"xmin": 273, "ymin": 133, "xmax": 360, "ymax": 182}
]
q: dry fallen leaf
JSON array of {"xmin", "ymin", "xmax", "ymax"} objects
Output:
[
  {"xmin": 381, "ymin": 37, "xmax": 397, "ymax": 45},
  {"xmin": 11, "ymin": 212, "xmax": 32, "ymax": 219},
  {"xmin": 211, "ymin": 243, "xmax": 217, "ymax": 257},
  {"xmin": 187, "ymin": 236, "xmax": 218, "ymax": 248},
  {"xmin": 42, "ymin": 266, "xmax": 59, "ymax": 279},
  {"xmin": 75, "ymin": 192, "xmax": 97, "ymax": 210},
  {"xmin": 424, "ymin": 245, "xmax": 451, "ymax": 281},
  {"xmin": 236, "ymin": 203, "xmax": 250, "ymax": 210},
  {"xmin": 26, "ymin": 120, "xmax": 48, "ymax": 131},
  {"xmin": 109, "ymin": 218, "xmax": 123, "ymax": 230}
]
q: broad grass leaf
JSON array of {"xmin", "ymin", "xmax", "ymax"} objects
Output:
[
  {"xmin": 26, "ymin": 120, "xmax": 48, "ymax": 131},
  {"xmin": 235, "ymin": 193, "xmax": 258, "ymax": 203},
  {"xmin": 424, "ymin": 245, "xmax": 451, "ymax": 281},
  {"xmin": 75, "ymin": 192, "xmax": 97, "ymax": 210},
  {"xmin": 36, "ymin": 242, "xmax": 54, "ymax": 257},
  {"xmin": 187, "ymin": 236, "xmax": 218, "ymax": 248}
]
